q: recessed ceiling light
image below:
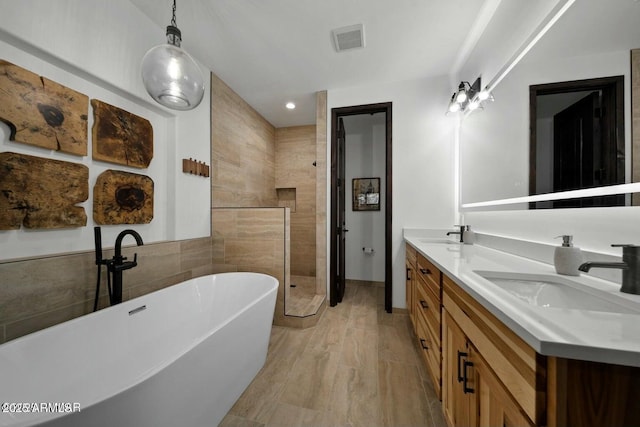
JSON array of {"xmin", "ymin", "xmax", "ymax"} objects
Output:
[{"xmin": 286, "ymin": 102, "xmax": 296, "ymax": 109}]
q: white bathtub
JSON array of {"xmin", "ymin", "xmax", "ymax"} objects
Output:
[{"xmin": 0, "ymin": 272, "xmax": 278, "ymax": 427}]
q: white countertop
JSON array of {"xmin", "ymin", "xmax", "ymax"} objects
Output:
[{"xmin": 404, "ymin": 231, "xmax": 640, "ymax": 367}]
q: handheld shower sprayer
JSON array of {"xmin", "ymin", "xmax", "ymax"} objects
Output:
[
  {"xmin": 94, "ymin": 226, "xmax": 103, "ymax": 266},
  {"xmin": 93, "ymin": 227, "xmax": 106, "ymax": 311}
]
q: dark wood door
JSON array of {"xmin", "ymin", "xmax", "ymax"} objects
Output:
[
  {"xmin": 552, "ymin": 92, "xmax": 597, "ymax": 208},
  {"xmin": 330, "ymin": 102, "xmax": 392, "ymax": 309},
  {"xmin": 553, "ymin": 92, "xmax": 598, "ymax": 193},
  {"xmin": 336, "ymin": 118, "xmax": 347, "ymax": 303}
]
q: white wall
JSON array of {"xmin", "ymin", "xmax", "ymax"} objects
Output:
[
  {"xmin": 343, "ymin": 113, "xmax": 385, "ymax": 282},
  {"xmin": 454, "ymin": 0, "xmax": 569, "ymax": 89},
  {"xmin": 328, "ymin": 75, "xmax": 457, "ymax": 308},
  {"xmin": 0, "ymin": 0, "xmax": 211, "ymax": 260}
]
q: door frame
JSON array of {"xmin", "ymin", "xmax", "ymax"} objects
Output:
[
  {"xmin": 529, "ymin": 76, "xmax": 624, "ymax": 201},
  {"xmin": 329, "ymin": 102, "xmax": 393, "ymax": 312}
]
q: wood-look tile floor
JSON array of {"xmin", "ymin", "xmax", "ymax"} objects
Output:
[
  {"xmin": 220, "ymin": 281, "xmax": 446, "ymax": 427},
  {"xmin": 286, "ymin": 275, "xmax": 325, "ymax": 317}
]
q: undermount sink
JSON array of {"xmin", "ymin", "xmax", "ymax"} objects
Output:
[
  {"xmin": 474, "ymin": 270, "xmax": 640, "ymax": 314},
  {"xmin": 418, "ymin": 238, "xmax": 460, "ymax": 245}
]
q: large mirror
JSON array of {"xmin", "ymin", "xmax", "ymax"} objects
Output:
[{"xmin": 460, "ymin": 0, "xmax": 640, "ymax": 209}]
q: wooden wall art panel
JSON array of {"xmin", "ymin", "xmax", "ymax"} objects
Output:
[
  {"xmin": 93, "ymin": 170, "xmax": 153, "ymax": 225},
  {"xmin": 91, "ymin": 99, "xmax": 153, "ymax": 168},
  {"xmin": 0, "ymin": 60, "xmax": 89, "ymax": 156},
  {"xmin": 0, "ymin": 152, "xmax": 88, "ymax": 230}
]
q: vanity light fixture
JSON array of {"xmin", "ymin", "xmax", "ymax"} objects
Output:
[
  {"xmin": 141, "ymin": 0, "xmax": 205, "ymax": 111},
  {"xmin": 470, "ymin": 87, "xmax": 494, "ymax": 110},
  {"xmin": 446, "ymin": 77, "xmax": 493, "ymax": 115},
  {"xmin": 447, "ymin": 94, "xmax": 462, "ymax": 113}
]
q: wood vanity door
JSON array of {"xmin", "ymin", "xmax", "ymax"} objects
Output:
[
  {"xmin": 476, "ymin": 349, "xmax": 534, "ymax": 427},
  {"xmin": 443, "ymin": 311, "xmax": 477, "ymax": 427}
]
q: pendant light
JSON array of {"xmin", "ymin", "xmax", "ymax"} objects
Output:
[{"xmin": 141, "ymin": 0, "xmax": 205, "ymax": 111}]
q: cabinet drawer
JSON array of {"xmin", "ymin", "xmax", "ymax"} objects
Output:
[
  {"xmin": 416, "ymin": 309, "xmax": 441, "ymax": 396},
  {"xmin": 416, "ymin": 253, "xmax": 441, "ymax": 295},
  {"xmin": 415, "ymin": 275, "xmax": 440, "ymax": 347},
  {"xmin": 406, "ymin": 243, "xmax": 417, "ymax": 265},
  {"xmin": 443, "ymin": 275, "xmax": 544, "ymax": 425}
]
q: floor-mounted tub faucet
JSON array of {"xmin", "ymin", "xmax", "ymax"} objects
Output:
[
  {"xmin": 578, "ymin": 244, "xmax": 640, "ymax": 295},
  {"xmin": 109, "ymin": 230, "xmax": 144, "ymax": 305}
]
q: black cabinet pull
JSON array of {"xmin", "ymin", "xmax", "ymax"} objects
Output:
[
  {"xmin": 463, "ymin": 360, "xmax": 474, "ymax": 394},
  {"xmin": 457, "ymin": 351, "xmax": 467, "ymax": 383},
  {"xmin": 420, "ymin": 338, "xmax": 429, "ymax": 350},
  {"xmin": 420, "ymin": 300, "xmax": 428, "ymax": 309},
  {"xmin": 419, "ymin": 268, "xmax": 431, "ymax": 275},
  {"xmin": 406, "ymin": 268, "xmax": 411, "ymax": 281}
]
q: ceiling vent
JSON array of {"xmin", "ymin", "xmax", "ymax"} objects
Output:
[{"xmin": 332, "ymin": 24, "xmax": 365, "ymax": 52}]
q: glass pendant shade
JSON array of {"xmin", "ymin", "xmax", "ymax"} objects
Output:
[{"xmin": 141, "ymin": 26, "xmax": 205, "ymax": 111}]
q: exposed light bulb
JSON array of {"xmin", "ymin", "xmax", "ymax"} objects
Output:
[
  {"xmin": 286, "ymin": 102, "xmax": 296, "ymax": 109},
  {"xmin": 448, "ymin": 102, "xmax": 461, "ymax": 113},
  {"xmin": 455, "ymin": 90, "xmax": 467, "ymax": 104},
  {"xmin": 478, "ymin": 90, "xmax": 490, "ymax": 101}
]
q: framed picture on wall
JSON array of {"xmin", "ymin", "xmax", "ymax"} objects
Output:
[{"xmin": 352, "ymin": 177, "xmax": 380, "ymax": 211}]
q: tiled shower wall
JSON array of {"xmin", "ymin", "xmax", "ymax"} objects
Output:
[
  {"xmin": 211, "ymin": 72, "xmax": 277, "ymax": 208},
  {"xmin": 0, "ymin": 237, "xmax": 214, "ymax": 344},
  {"xmin": 275, "ymin": 125, "xmax": 316, "ymax": 277},
  {"xmin": 209, "ymin": 73, "xmax": 309, "ymax": 326},
  {"xmin": 211, "ymin": 207, "xmax": 292, "ymax": 326}
]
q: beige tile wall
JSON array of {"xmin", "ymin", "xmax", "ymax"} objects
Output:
[
  {"xmin": 315, "ymin": 91, "xmax": 328, "ymax": 296},
  {"xmin": 0, "ymin": 237, "xmax": 214, "ymax": 344},
  {"xmin": 209, "ymin": 73, "xmax": 328, "ymax": 326},
  {"xmin": 211, "ymin": 73, "xmax": 277, "ymax": 208},
  {"xmin": 275, "ymin": 125, "xmax": 316, "ymax": 277},
  {"xmin": 211, "ymin": 207, "xmax": 291, "ymax": 326}
]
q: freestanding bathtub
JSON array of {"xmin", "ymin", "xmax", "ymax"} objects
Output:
[{"xmin": 0, "ymin": 272, "xmax": 278, "ymax": 427}]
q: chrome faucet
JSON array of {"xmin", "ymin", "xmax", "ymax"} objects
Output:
[
  {"xmin": 446, "ymin": 225, "xmax": 468, "ymax": 243},
  {"xmin": 578, "ymin": 244, "xmax": 640, "ymax": 295},
  {"xmin": 109, "ymin": 229, "xmax": 144, "ymax": 305}
]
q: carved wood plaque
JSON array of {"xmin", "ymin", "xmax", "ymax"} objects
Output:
[
  {"xmin": 0, "ymin": 152, "xmax": 88, "ymax": 229},
  {"xmin": 0, "ymin": 60, "xmax": 88, "ymax": 156},
  {"xmin": 91, "ymin": 99, "xmax": 153, "ymax": 168},
  {"xmin": 93, "ymin": 170, "xmax": 153, "ymax": 224}
]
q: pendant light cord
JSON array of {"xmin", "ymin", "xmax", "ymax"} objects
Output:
[{"xmin": 171, "ymin": 0, "xmax": 177, "ymax": 27}]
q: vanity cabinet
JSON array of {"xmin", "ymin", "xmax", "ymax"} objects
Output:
[
  {"xmin": 443, "ymin": 273, "xmax": 640, "ymax": 427},
  {"xmin": 406, "ymin": 242, "xmax": 443, "ymax": 399},
  {"xmin": 415, "ymin": 253, "xmax": 442, "ymax": 398},
  {"xmin": 407, "ymin": 240, "xmax": 640, "ymax": 427},
  {"xmin": 443, "ymin": 275, "xmax": 543, "ymax": 426},
  {"xmin": 442, "ymin": 310, "xmax": 477, "ymax": 427},
  {"xmin": 443, "ymin": 309, "xmax": 533, "ymax": 427}
]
